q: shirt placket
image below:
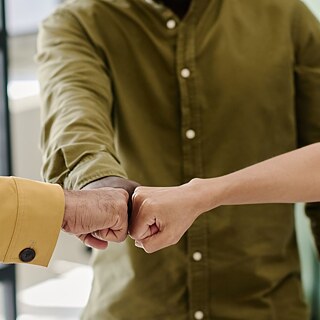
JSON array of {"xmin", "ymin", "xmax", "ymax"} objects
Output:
[
  {"xmin": 142, "ymin": 1, "xmax": 210, "ymax": 318},
  {"xmin": 175, "ymin": 3, "xmax": 209, "ymax": 320}
]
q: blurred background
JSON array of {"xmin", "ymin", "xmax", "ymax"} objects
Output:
[
  {"xmin": 1, "ymin": 1, "xmax": 92, "ymax": 320},
  {"xmin": 0, "ymin": 0, "xmax": 320, "ymax": 319}
]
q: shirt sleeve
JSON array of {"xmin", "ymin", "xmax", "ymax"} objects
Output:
[
  {"xmin": 0, "ymin": 177, "xmax": 64, "ymax": 266},
  {"xmin": 37, "ymin": 7, "xmax": 127, "ymax": 191},
  {"xmin": 292, "ymin": 2, "xmax": 320, "ymax": 255}
]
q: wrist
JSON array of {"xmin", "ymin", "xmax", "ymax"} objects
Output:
[
  {"xmin": 83, "ymin": 175, "xmax": 139, "ymax": 195},
  {"xmin": 62, "ymin": 190, "xmax": 76, "ymax": 232},
  {"xmin": 83, "ymin": 176, "xmax": 121, "ymax": 189},
  {"xmin": 186, "ymin": 177, "xmax": 227, "ymax": 214}
]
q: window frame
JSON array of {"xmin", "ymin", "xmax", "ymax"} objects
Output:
[
  {"xmin": 0, "ymin": 0, "xmax": 11, "ymax": 176},
  {"xmin": 0, "ymin": 1, "xmax": 16, "ymax": 320}
]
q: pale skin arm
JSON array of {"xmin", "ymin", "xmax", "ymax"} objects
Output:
[
  {"xmin": 130, "ymin": 143, "xmax": 320, "ymax": 253},
  {"xmin": 63, "ymin": 187, "xmax": 129, "ymax": 249}
]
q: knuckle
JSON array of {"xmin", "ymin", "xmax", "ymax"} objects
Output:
[
  {"xmin": 172, "ymin": 238, "xmax": 179, "ymax": 245},
  {"xmin": 121, "ymin": 199, "xmax": 129, "ymax": 211},
  {"xmin": 144, "ymin": 245, "xmax": 154, "ymax": 254},
  {"xmin": 120, "ymin": 216, "xmax": 129, "ymax": 227},
  {"xmin": 128, "ymin": 227, "xmax": 138, "ymax": 239},
  {"xmin": 133, "ymin": 192, "xmax": 143, "ymax": 204},
  {"xmin": 119, "ymin": 188, "xmax": 129, "ymax": 199},
  {"xmin": 167, "ymin": 231, "xmax": 178, "ymax": 245},
  {"xmin": 129, "ymin": 227, "xmax": 140, "ymax": 240},
  {"xmin": 141, "ymin": 239, "xmax": 155, "ymax": 254},
  {"xmin": 134, "ymin": 186, "xmax": 144, "ymax": 193},
  {"xmin": 116, "ymin": 231, "xmax": 128, "ymax": 242},
  {"xmin": 143, "ymin": 198, "xmax": 157, "ymax": 210},
  {"xmin": 116, "ymin": 214, "xmax": 128, "ymax": 230},
  {"xmin": 116, "ymin": 199, "xmax": 127, "ymax": 213}
]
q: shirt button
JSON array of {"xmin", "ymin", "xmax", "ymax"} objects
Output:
[
  {"xmin": 194, "ymin": 310, "xmax": 204, "ymax": 320},
  {"xmin": 192, "ymin": 251, "xmax": 202, "ymax": 261},
  {"xmin": 19, "ymin": 248, "xmax": 36, "ymax": 263},
  {"xmin": 181, "ymin": 68, "xmax": 191, "ymax": 78},
  {"xmin": 166, "ymin": 19, "xmax": 176, "ymax": 29},
  {"xmin": 186, "ymin": 129, "xmax": 196, "ymax": 139}
]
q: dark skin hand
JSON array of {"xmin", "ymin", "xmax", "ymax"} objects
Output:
[
  {"xmin": 83, "ymin": 176, "xmax": 140, "ymax": 219},
  {"xmin": 63, "ymin": 187, "xmax": 129, "ymax": 249}
]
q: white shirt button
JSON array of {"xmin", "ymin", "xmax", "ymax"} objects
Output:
[
  {"xmin": 181, "ymin": 68, "xmax": 191, "ymax": 78},
  {"xmin": 192, "ymin": 251, "xmax": 202, "ymax": 261},
  {"xmin": 166, "ymin": 19, "xmax": 176, "ymax": 29},
  {"xmin": 194, "ymin": 310, "xmax": 204, "ymax": 320},
  {"xmin": 186, "ymin": 129, "xmax": 196, "ymax": 140}
]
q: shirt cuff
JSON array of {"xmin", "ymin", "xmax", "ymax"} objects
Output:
[
  {"xmin": 4, "ymin": 177, "xmax": 65, "ymax": 266},
  {"xmin": 64, "ymin": 152, "xmax": 127, "ymax": 190}
]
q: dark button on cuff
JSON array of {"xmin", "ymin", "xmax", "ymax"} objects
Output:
[{"xmin": 19, "ymin": 248, "xmax": 36, "ymax": 263}]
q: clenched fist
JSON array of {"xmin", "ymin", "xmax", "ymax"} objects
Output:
[
  {"xmin": 129, "ymin": 183, "xmax": 203, "ymax": 253},
  {"xmin": 63, "ymin": 187, "xmax": 129, "ymax": 249}
]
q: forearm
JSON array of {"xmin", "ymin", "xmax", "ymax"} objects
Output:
[
  {"xmin": 191, "ymin": 143, "xmax": 320, "ymax": 213},
  {"xmin": 38, "ymin": 9, "xmax": 126, "ymax": 190}
]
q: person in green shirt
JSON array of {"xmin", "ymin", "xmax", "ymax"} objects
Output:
[{"xmin": 37, "ymin": 0, "xmax": 320, "ymax": 319}]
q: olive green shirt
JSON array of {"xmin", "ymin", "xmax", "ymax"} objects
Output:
[{"xmin": 37, "ymin": 0, "xmax": 320, "ymax": 319}]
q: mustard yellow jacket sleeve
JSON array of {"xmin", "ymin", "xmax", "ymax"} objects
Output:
[{"xmin": 0, "ymin": 177, "xmax": 64, "ymax": 266}]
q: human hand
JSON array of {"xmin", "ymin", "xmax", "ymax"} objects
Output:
[
  {"xmin": 83, "ymin": 176, "xmax": 140, "ymax": 216},
  {"xmin": 129, "ymin": 183, "xmax": 203, "ymax": 253},
  {"xmin": 62, "ymin": 187, "xmax": 129, "ymax": 249}
]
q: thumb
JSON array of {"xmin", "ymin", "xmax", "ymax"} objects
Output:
[{"xmin": 139, "ymin": 230, "xmax": 173, "ymax": 253}]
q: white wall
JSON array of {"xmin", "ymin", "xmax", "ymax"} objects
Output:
[
  {"xmin": 6, "ymin": 0, "xmax": 59, "ymax": 35},
  {"xmin": 303, "ymin": 0, "xmax": 320, "ymax": 20}
]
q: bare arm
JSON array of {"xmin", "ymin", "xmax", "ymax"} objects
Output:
[
  {"xmin": 130, "ymin": 143, "xmax": 320, "ymax": 253},
  {"xmin": 197, "ymin": 142, "xmax": 320, "ymax": 210}
]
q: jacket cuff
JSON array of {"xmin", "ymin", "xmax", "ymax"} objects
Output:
[{"xmin": 4, "ymin": 178, "xmax": 64, "ymax": 266}]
